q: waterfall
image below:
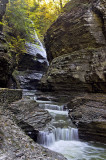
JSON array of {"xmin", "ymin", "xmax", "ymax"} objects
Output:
[
  {"xmin": 39, "ymin": 103, "xmax": 64, "ymax": 111},
  {"xmin": 37, "ymin": 127, "xmax": 79, "ymax": 147},
  {"xmin": 71, "ymin": 128, "xmax": 79, "ymax": 141},
  {"xmin": 26, "ymin": 21, "xmax": 48, "ymax": 60}
]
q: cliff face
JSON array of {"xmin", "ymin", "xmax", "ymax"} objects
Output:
[
  {"xmin": 0, "ymin": 0, "xmax": 13, "ymax": 88},
  {"xmin": 41, "ymin": 0, "xmax": 106, "ymax": 93}
]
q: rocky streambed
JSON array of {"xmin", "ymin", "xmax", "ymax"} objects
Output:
[
  {"xmin": 0, "ymin": 97, "xmax": 66, "ymax": 160},
  {"xmin": 0, "ymin": 89, "xmax": 106, "ymax": 160},
  {"xmin": 8, "ymin": 90, "xmax": 106, "ymax": 160}
]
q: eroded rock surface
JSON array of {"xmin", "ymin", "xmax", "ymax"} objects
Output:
[
  {"xmin": 67, "ymin": 93, "xmax": 106, "ymax": 143},
  {"xmin": 15, "ymin": 40, "xmax": 48, "ymax": 90},
  {"xmin": 0, "ymin": 88, "xmax": 22, "ymax": 104},
  {"xmin": 41, "ymin": 0, "xmax": 106, "ymax": 92},
  {"xmin": 0, "ymin": 105, "xmax": 66, "ymax": 160},
  {"xmin": 9, "ymin": 99, "xmax": 52, "ymax": 136}
]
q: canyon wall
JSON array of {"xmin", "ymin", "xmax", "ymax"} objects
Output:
[
  {"xmin": 41, "ymin": 0, "xmax": 106, "ymax": 93},
  {"xmin": 0, "ymin": 0, "xmax": 13, "ymax": 88}
]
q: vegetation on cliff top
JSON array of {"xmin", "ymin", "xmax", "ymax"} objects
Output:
[{"xmin": 2, "ymin": 0, "xmax": 69, "ymax": 65}]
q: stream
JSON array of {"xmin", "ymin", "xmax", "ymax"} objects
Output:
[
  {"xmin": 23, "ymin": 90, "xmax": 106, "ymax": 160},
  {"xmin": 21, "ymin": 29, "xmax": 106, "ymax": 160}
]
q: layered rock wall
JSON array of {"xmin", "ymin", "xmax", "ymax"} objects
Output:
[
  {"xmin": 67, "ymin": 93, "xmax": 106, "ymax": 142},
  {"xmin": 41, "ymin": 0, "xmax": 106, "ymax": 93}
]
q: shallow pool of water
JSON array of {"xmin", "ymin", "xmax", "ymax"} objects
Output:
[{"xmin": 49, "ymin": 140, "xmax": 106, "ymax": 160}]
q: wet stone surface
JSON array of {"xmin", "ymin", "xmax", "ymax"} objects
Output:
[{"xmin": 0, "ymin": 104, "xmax": 67, "ymax": 160}]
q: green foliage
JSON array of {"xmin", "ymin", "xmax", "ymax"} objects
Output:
[{"xmin": 3, "ymin": 0, "xmax": 69, "ymax": 60}]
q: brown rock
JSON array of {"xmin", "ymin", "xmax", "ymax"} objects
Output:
[
  {"xmin": 68, "ymin": 93, "xmax": 106, "ymax": 143},
  {"xmin": 41, "ymin": 0, "xmax": 106, "ymax": 93}
]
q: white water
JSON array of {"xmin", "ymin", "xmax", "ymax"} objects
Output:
[
  {"xmin": 46, "ymin": 109, "xmax": 68, "ymax": 115},
  {"xmin": 34, "ymin": 31, "xmax": 47, "ymax": 58},
  {"xmin": 39, "ymin": 103, "xmax": 64, "ymax": 111},
  {"xmin": 37, "ymin": 127, "xmax": 79, "ymax": 147},
  {"xmin": 26, "ymin": 42, "xmax": 47, "ymax": 58},
  {"xmin": 49, "ymin": 141, "xmax": 106, "ymax": 160},
  {"xmin": 26, "ymin": 25, "xmax": 47, "ymax": 59},
  {"xmin": 37, "ymin": 101, "xmax": 79, "ymax": 148},
  {"xmin": 23, "ymin": 91, "xmax": 106, "ymax": 160},
  {"xmin": 26, "ymin": 21, "xmax": 47, "ymax": 59},
  {"xmin": 36, "ymin": 100, "xmax": 106, "ymax": 160}
]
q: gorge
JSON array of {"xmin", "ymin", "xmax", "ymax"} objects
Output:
[{"xmin": 0, "ymin": 0, "xmax": 106, "ymax": 160}]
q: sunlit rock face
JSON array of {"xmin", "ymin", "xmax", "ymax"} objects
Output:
[{"xmin": 41, "ymin": 0, "xmax": 106, "ymax": 93}]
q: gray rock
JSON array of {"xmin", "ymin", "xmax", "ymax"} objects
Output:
[
  {"xmin": 41, "ymin": 0, "xmax": 106, "ymax": 93},
  {"xmin": 68, "ymin": 93, "xmax": 106, "ymax": 143},
  {"xmin": 0, "ymin": 88, "xmax": 22, "ymax": 105},
  {"xmin": 0, "ymin": 105, "xmax": 67, "ymax": 160},
  {"xmin": 9, "ymin": 99, "xmax": 52, "ymax": 132}
]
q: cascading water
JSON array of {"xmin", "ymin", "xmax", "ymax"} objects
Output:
[
  {"xmin": 17, "ymin": 23, "xmax": 49, "ymax": 90},
  {"xmin": 21, "ymin": 25, "xmax": 106, "ymax": 159},
  {"xmin": 26, "ymin": 21, "xmax": 48, "ymax": 60},
  {"xmin": 37, "ymin": 127, "xmax": 79, "ymax": 147},
  {"xmin": 36, "ymin": 100, "xmax": 79, "ymax": 148},
  {"xmin": 39, "ymin": 103, "xmax": 64, "ymax": 111},
  {"xmin": 23, "ymin": 90, "xmax": 106, "ymax": 160}
]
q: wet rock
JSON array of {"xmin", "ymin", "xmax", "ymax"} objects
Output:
[
  {"xmin": 13, "ymin": 70, "xmax": 43, "ymax": 90},
  {"xmin": 9, "ymin": 99, "xmax": 52, "ymax": 133},
  {"xmin": 41, "ymin": 0, "xmax": 106, "ymax": 93},
  {"xmin": 68, "ymin": 93, "xmax": 106, "ymax": 143},
  {"xmin": 16, "ymin": 41, "xmax": 48, "ymax": 90},
  {"xmin": 18, "ymin": 52, "xmax": 48, "ymax": 72},
  {"xmin": 0, "ymin": 106, "xmax": 67, "ymax": 160}
]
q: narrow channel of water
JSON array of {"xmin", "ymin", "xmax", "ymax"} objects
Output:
[{"xmin": 23, "ymin": 90, "xmax": 106, "ymax": 160}]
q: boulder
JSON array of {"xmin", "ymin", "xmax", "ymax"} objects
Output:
[{"xmin": 41, "ymin": 0, "xmax": 106, "ymax": 93}]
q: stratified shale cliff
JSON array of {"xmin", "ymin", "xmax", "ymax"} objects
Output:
[{"xmin": 41, "ymin": 0, "xmax": 106, "ymax": 93}]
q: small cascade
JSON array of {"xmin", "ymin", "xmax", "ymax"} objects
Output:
[
  {"xmin": 39, "ymin": 103, "xmax": 64, "ymax": 111},
  {"xmin": 17, "ymin": 23, "xmax": 49, "ymax": 90},
  {"xmin": 37, "ymin": 127, "xmax": 79, "ymax": 147},
  {"xmin": 71, "ymin": 128, "xmax": 79, "ymax": 141}
]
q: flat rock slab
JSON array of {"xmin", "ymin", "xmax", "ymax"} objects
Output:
[{"xmin": 9, "ymin": 99, "xmax": 52, "ymax": 131}]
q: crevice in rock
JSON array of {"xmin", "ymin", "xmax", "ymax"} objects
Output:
[
  {"xmin": 17, "ymin": 120, "xmax": 39, "ymax": 142},
  {"xmin": 92, "ymin": 6, "xmax": 106, "ymax": 41}
]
